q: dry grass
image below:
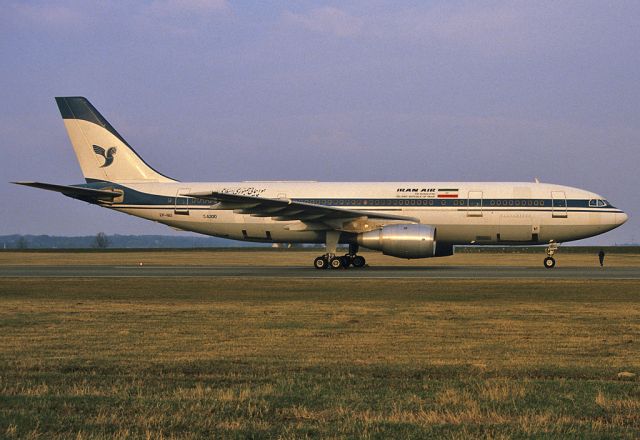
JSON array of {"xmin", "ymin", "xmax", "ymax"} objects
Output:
[
  {"xmin": 0, "ymin": 251, "xmax": 639, "ymax": 438},
  {"xmin": 2, "ymin": 278, "xmax": 638, "ymax": 369}
]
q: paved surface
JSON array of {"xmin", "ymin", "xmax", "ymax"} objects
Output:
[{"xmin": 1, "ymin": 265, "xmax": 639, "ymax": 279}]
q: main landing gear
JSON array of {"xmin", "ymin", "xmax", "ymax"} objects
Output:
[
  {"xmin": 313, "ymin": 236, "xmax": 366, "ymax": 270},
  {"xmin": 543, "ymin": 240, "xmax": 559, "ymax": 269},
  {"xmin": 313, "ymin": 253, "xmax": 366, "ymax": 270}
]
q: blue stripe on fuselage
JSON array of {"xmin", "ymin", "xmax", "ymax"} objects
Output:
[{"xmin": 73, "ymin": 181, "xmax": 620, "ymax": 212}]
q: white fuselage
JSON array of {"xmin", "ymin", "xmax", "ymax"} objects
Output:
[{"xmin": 104, "ymin": 181, "xmax": 627, "ymax": 246}]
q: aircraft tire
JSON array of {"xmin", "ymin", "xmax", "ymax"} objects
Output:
[
  {"xmin": 330, "ymin": 257, "xmax": 342, "ymax": 269},
  {"xmin": 543, "ymin": 257, "xmax": 556, "ymax": 269},
  {"xmin": 340, "ymin": 256, "xmax": 351, "ymax": 268},
  {"xmin": 314, "ymin": 256, "xmax": 328, "ymax": 269},
  {"xmin": 352, "ymin": 255, "xmax": 366, "ymax": 268}
]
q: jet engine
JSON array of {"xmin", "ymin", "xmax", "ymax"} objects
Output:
[{"xmin": 357, "ymin": 224, "xmax": 436, "ymax": 259}]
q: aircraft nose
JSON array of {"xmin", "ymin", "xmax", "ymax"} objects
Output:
[{"xmin": 616, "ymin": 212, "xmax": 629, "ymax": 226}]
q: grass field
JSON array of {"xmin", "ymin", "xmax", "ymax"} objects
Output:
[{"xmin": 1, "ymin": 252, "xmax": 639, "ymax": 438}]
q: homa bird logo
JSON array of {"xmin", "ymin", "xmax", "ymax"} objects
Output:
[{"xmin": 92, "ymin": 145, "xmax": 117, "ymax": 168}]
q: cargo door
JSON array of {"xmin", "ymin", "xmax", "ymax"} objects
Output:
[{"xmin": 498, "ymin": 214, "xmax": 533, "ymax": 242}]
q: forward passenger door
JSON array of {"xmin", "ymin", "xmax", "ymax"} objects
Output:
[{"xmin": 551, "ymin": 191, "xmax": 568, "ymax": 218}]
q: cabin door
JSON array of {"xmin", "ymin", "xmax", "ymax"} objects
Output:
[
  {"xmin": 467, "ymin": 191, "xmax": 483, "ymax": 217},
  {"xmin": 174, "ymin": 188, "xmax": 191, "ymax": 215},
  {"xmin": 551, "ymin": 191, "xmax": 568, "ymax": 218}
]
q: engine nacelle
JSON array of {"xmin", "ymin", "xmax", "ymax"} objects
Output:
[{"xmin": 357, "ymin": 224, "xmax": 436, "ymax": 259}]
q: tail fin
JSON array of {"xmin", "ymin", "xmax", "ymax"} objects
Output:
[{"xmin": 55, "ymin": 97, "xmax": 174, "ymax": 183}]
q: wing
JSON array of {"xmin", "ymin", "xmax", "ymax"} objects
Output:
[
  {"xmin": 185, "ymin": 191, "xmax": 419, "ymax": 232},
  {"xmin": 92, "ymin": 145, "xmax": 106, "ymax": 157}
]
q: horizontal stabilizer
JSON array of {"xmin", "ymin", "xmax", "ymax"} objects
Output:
[{"xmin": 12, "ymin": 181, "xmax": 121, "ymax": 200}]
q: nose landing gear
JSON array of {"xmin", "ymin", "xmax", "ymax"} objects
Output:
[{"xmin": 544, "ymin": 241, "xmax": 559, "ymax": 269}]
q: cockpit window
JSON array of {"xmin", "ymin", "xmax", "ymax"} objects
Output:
[{"xmin": 589, "ymin": 199, "xmax": 607, "ymax": 207}]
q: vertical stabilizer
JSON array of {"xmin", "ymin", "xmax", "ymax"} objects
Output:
[{"xmin": 55, "ymin": 97, "xmax": 174, "ymax": 183}]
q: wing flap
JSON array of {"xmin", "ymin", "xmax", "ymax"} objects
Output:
[{"xmin": 185, "ymin": 191, "xmax": 419, "ymax": 230}]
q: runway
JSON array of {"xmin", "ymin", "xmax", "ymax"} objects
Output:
[{"xmin": 2, "ymin": 265, "xmax": 639, "ymax": 279}]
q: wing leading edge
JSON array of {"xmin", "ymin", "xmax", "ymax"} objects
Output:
[{"xmin": 186, "ymin": 191, "xmax": 419, "ymax": 232}]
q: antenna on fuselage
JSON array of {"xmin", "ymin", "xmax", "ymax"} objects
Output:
[{"xmin": 534, "ymin": 177, "xmax": 540, "ymax": 184}]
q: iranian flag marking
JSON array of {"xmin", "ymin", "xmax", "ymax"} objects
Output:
[{"xmin": 437, "ymin": 188, "xmax": 459, "ymax": 198}]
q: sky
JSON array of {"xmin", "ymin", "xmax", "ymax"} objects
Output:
[{"xmin": 1, "ymin": 0, "xmax": 638, "ymax": 244}]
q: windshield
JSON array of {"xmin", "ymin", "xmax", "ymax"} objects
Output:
[{"xmin": 589, "ymin": 199, "xmax": 608, "ymax": 207}]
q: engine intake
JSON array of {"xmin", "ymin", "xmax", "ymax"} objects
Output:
[{"xmin": 357, "ymin": 224, "xmax": 436, "ymax": 259}]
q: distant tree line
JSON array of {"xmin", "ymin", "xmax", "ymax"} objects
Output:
[{"xmin": 0, "ymin": 234, "xmax": 270, "ymax": 249}]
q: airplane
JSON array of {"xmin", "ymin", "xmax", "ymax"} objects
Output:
[{"xmin": 14, "ymin": 97, "xmax": 628, "ymax": 269}]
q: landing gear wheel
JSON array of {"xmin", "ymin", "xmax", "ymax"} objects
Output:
[
  {"xmin": 352, "ymin": 255, "xmax": 366, "ymax": 268},
  {"xmin": 314, "ymin": 256, "xmax": 328, "ymax": 270},
  {"xmin": 544, "ymin": 257, "xmax": 556, "ymax": 269},
  {"xmin": 544, "ymin": 240, "xmax": 559, "ymax": 269},
  {"xmin": 330, "ymin": 257, "xmax": 342, "ymax": 269},
  {"xmin": 340, "ymin": 256, "xmax": 351, "ymax": 268}
]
